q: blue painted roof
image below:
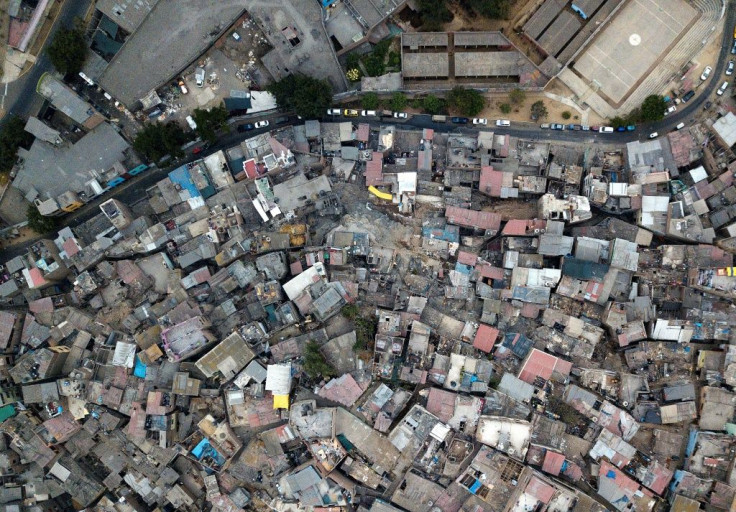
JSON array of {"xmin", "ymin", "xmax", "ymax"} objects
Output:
[
  {"xmin": 169, "ymin": 165, "xmax": 201, "ymax": 199},
  {"xmin": 422, "ymin": 225, "xmax": 460, "ymax": 243}
]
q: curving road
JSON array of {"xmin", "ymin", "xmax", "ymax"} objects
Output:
[
  {"xmin": 0, "ymin": 1, "xmax": 733, "ymax": 259},
  {"xmin": 0, "ymin": 0, "xmax": 94, "ymax": 123}
]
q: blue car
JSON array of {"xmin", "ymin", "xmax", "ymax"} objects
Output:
[
  {"xmin": 626, "ymin": 125, "xmax": 636, "ymax": 131},
  {"xmin": 616, "ymin": 126, "xmax": 626, "ymax": 132},
  {"xmin": 451, "ymin": 117, "xmax": 469, "ymax": 124}
]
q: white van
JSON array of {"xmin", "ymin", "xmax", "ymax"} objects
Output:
[
  {"xmin": 195, "ymin": 68, "xmax": 205, "ymax": 87},
  {"xmin": 675, "ymin": 122, "xmax": 685, "ymax": 130},
  {"xmin": 495, "ymin": 119, "xmax": 511, "ymax": 127},
  {"xmin": 186, "ymin": 115, "xmax": 197, "ymax": 130},
  {"xmin": 717, "ymin": 81, "xmax": 729, "ymax": 96},
  {"xmin": 599, "ymin": 126, "xmax": 614, "ymax": 133}
]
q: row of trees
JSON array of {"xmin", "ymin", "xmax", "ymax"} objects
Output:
[{"xmin": 610, "ymin": 95, "xmax": 667, "ymax": 128}]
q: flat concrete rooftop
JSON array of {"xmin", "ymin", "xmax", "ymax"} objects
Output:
[{"xmin": 100, "ymin": 0, "xmax": 246, "ymax": 107}]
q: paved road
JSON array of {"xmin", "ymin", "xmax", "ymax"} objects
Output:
[
  {"xmin": 0, "ymin": 4, "xmax": 733, "ymax": 260},
  {"xmin": 0, "ymin": 0, "xmax": 94, "ymax": 122}
]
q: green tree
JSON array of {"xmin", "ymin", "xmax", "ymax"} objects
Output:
[
  {"xmin": 303, "ymin": 341, "xmax": 335, "ymax": 379},
  {"xmin": 422, "ymin": 94, "xmax": 446, "ymax": 115},
  {"xmin": 610, "ymin": 116, "xmax": 626, "ymax": 128},
  {"xmin": 561, "ymin": 110, "xmax": 572, "ymax": 120},
  {"xmin": 417, "ymin": 0, "xmax": 453, "ymax": 30},
  {"xmin": 447, "ymin": 86, "xmax": 486, "ymax": 116},
  {"xmin": 499, "ymin": 103, "xmax": 512, "ymax": 114},
  {"xmin": 0, "ymin": 116, "xmax": 34, "ymax": 175},
  {"xmin": 133, "ymin": 122, "xmax": 192, "ymax": 163},
  {"xmin": 640, "ymin": 95, "xmax": 666, "ymax": 122},
  {"xmin": 361, "ymin": 92, "xmax": 380, "ymax": 110},
  {"xmin": 341, "ymin": 304, "xmax": 360, "ymax": 319},
  {"xmin": 509, "ymin": 88, "xmax": 526, "ymax": 106},
  {"xmin": 192, "ymin": 105, "xmax": 229, "ymax": 144},
  {"xmin": 353, "ymin": 315, "xmax": 377, "ymax": 351},
  {"xmin": 389, "ymin": 92, "xmax": 407, "ymax": 112},
  {"xmin": 26, "ymin": 205, "xmax": 60, "ymax": 234},
  {"xmin": 267, "ymin": 74, "xmax": 334, "ymax": 119},
  {"xmin": 46, "ymin": 26, "xmax": 88, "ymax": 76},
  {"xmin": 467, "ymin": 0, "xmax": 510, "ymax": 18},
  {"xmin": 530, "ymin": 100, "xmax": 548, "ymax": 120}
]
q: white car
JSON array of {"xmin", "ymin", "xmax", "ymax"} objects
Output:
[
  {"xmin": 599, "ymin": 126, "xmax": 614, "ymax": 133},
  {"xmin": 327, "ymin": 108, "xmax": 341, "ymax": 115},
  {"xmin": 726, "ymin": 61, "xmax": 734, "ymax": 76},
  {"xmin": 675, "ymin": 122, "xmax": 685, "ymax": 130},
  {"xmin": 361, "ymin": 110, "xmax": 377, "ymax": 116},
  {"xmin": 254, "ymin": 120, "xmax": 270, "ymax": 129},
  {"xmin": 717, "ymin": 81, "xmax": 729, "ymax": 96},
  {"xmin": 664, "ymin": 105, "xmax": 676, "ymax": 116},
  {"xmin": 495, "ymin": 119, "xmax": 510, "ymax": 127},
  {"xmin": 700, "ymin": 66, "xmax": 712, "ymax": 81},
  {"xmin": 186, "ymin": 115, "xmax": 197, "ymax": 130},
  {"xmin": 393, "ymin": 112, "xmax": 408, "ymax": 119},
  {"xmin": 648, "ymin": 132, "xmax": 658, "ymax": 139},
  {"xmin": 472, "ymin": 118, "xmax": 487, "ymax": 125}
]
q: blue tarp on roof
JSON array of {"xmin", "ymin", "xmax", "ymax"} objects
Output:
[
  {"xmin": 562, "ymin": 257, "xmax": 610, "ymax": 280},
  {"xmin": 133, "ymin": 356, "xmax": 147, "ymax": 378},
  {"xmin": 469, "ymin": 479, "xmax": 482, "ymax": 494},
  {"xmin": 455, "ymin": 262, "xmax": 473, "ymax": 275},
  {"xmin": 169, "ymin": 165, "xmax": 201, "ymax": 199}
]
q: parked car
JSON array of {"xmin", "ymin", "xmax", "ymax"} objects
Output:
[
  {"xmin": 195, "ymin": 67, "xmax": 205, "ymax": 87},
  {"xmin": 393, "ymin": 112, "xmax": 409, "ymax": 119},
  {"xmin": 274, "ymin": 116, "xmax": 289, "ymax": 125},
  {"xmin": 664, "ymin": 105, "xmax": 677, "ymax": 115},
  {"xmin": 361, "ymin": 110, "xmax": 377, "ymax": 116},
  {"xmin": 540, "ymin": 123, "xmax": 550, "ymax": 129},
  {"xmin": 599, "ymin": 126, "xmax": 614, "ymax": 133},
  {"xmin": 581, "ymin": 125, "xmax": 590, "ymax": 131},
  {"xmin": 626, "ymin": 125, "xmax": 636, "ymax": 131},
  {"xmin": 675, "ymin": 122, "xmax": 686, "ymax": 130},
  {"xmin": 731, "ymin": 41, "xmax": 736, "ymax": 54},
  {"xmin": 178, "ymin": 81, "xmax": 188, "ymax": 95},
  {"xmin": 451, "ymin": 117, "xmax": 469, "ymax": 124},
  {"xmin": 185, "ymin": 115, "xmax": 197, "ymax": 130},
  {"xmin": 327, "ymin": 108, "xmax": 341, "ymax": 115},
  {"xmin": 704, "ymin": 101, "xmax": 713, "ymax": 110},
  {"xmin": 495, "ymin": 119, "xmax": 510, "ymax": 127},
  {"xmin": 589, "ymin": 126, "xmax": 600, "ymax": 131},
  {"xmin": 649, "ymin": 132, "xmax": 659, "ymax": 139},
  {"xmin": 472, "ymin": 118, "xmax": 488, "ymax": 125},
  {"xmin": 682, "ymin": 90, "xmax": 695, "ymax": 102},
  {"xmin": 700, "ymin": 66, "xmax": 712, "ymax": 81},
  {"xmin": 232, "ymin": 31, "xmax": 241, "ymax": 41},
  {"xmin": 616, "ymin": 126, "xmax": 626, "ymax": 132},
  {"xmin": 717, "ymin": 81, "xmax": 729, "ymax": 96},
  {"xmin": 727, "ymin": 61, "xmax": 734, "ymax": 76},
  {"xmin": 550, "ymin": 123, "xmax": 564, "ymax": 130},
  {"xmin": 343, "ymin": 109, "xmax": 359, "ymax": 117},
  {"xmin": 254, "ymin": 120, "xmax": 270, "ymax": 128},
  {"xmin": 571, "ymin": 124, "xmax": 582, "ymax": 131},
  {"xmin": 237, "ymin": 123, "xmax": 254, "ymax": 133}
]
